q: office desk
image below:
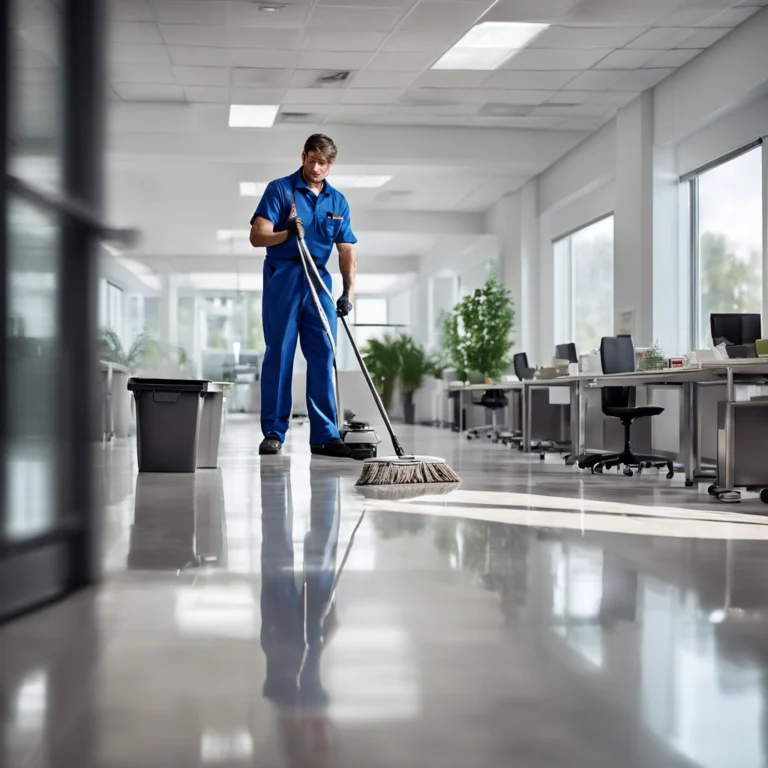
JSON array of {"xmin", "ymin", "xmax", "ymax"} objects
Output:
[
  {"xmin": 445, "ymin": 382, "xmax": 524, "ymax": 436},
  {"xmin": 531, "ymin": 362, "xmax": 768, "ymax": 485}
]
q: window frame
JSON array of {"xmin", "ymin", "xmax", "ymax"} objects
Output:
[{"xmin": 682, "ymin": 139, "xmax": 765, "ymax": 351}]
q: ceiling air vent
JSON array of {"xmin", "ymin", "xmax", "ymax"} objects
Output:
[
  {"xmin": 312, "ymin": 70, "xmax": 351, "ymax": 89},
  {"xmin": 536, "ymin": 102, "xmax": 582, "ymax": 108},
  {"xmin": 479, "ymin": 103, "xmax": 532, "ymax": 117},
  {"xmin": 279, "ymin": 111, "xmax": 321, "ymax": 123}
]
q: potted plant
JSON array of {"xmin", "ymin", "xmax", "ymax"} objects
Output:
[
  {"xmin": 361, "ymin": 334, "xmax": 402, "ymax": 412},
  {"xmin": 456, "ymin": 275, "xmax": 515, "ymax": 383},
  {"xmin": 100, "ymin": 329, "xmax": 149, "ymax": 371},
  {"xmin": 397, "ymin": 335, "xmax": 428, "ymax": 425}
]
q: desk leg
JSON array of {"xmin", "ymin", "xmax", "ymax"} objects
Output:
[
  {"xmin": 523, "ymin": 386, "xmax": 531, "ymax": 453},
  {"xmin": 577, "ymin": 380, "xmax": 586, "ymax": 458},
  {"xmin": 683, "ymin": 381, "xmax": 699, "ymax": 486}
]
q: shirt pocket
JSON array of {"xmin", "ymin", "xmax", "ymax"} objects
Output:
[{"xmin": 325, "ymin": 216, "xmax": 343, "ymax": 241}]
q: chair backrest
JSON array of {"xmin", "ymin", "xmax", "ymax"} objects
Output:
[
  {"xmin": 555, "ymin": 342, "xmax": 578, "ymax": 364},
  {"xmin": 513, "ymin": 352, "xmax": 533, "ymax": 381},
  {"xmin": 710, "ymin": 313, "xmax": 761, "ymax": 347},
  {"xmin": 600, "ymin": 336, "xmax": 635, "ymax": 411}
]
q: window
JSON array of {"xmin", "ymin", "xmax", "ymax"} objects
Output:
[
  {"xmin": 554, "ymin": 215, "xmax": 614, "ymax": 354},
  {"xmin": 352, "ymin": 298, "xmax": 389, "ymax": 349},
  {"xmin": 98, "ymin": 279, "xmax": 125, "ymax": 340},
  {"xmin": 688, "ymin": 144, "xmax": 763, "ymax": 350}
]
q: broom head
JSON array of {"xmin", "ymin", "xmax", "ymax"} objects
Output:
[
  {"xmin": 356, "ymin": 455, "xmax": 461, "ymax": 486},
  {"xmin": 356, "ymin": 481, "xmax": 460, "ymax": 501}
]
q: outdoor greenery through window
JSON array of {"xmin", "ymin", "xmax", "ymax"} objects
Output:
[
  {"xmin": 692, "ymin": 145, "xmax": 763, "ymax": 349},
  {"xmin": 554, "ymin": 215, "xmax": 614, "ymax": 355}
]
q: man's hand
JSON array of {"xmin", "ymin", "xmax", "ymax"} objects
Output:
[
  {"xmin": 286, "ymin": 215, "xmax": 304, "ymax": 239},
  {"xmin": 336, "ymin": 293, "xmax": 353, "ymax": 318}
]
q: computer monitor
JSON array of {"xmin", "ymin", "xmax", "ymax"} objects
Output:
[
  {"xmin": 710, "ymin": 313, "xmax": 761, "ymax": 347},
  {"xmin": 555, "ymin": 342, "xmax": 578, "ymax": 364}
]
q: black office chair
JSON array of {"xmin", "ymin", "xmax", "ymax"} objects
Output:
[
  {"xmin": 555, "ymin": 343, "xmax": 578, "ymax": 364},
  {"xmin": 467, "ymin": 389, "xmax": 513, "ymax": 444},
  {"xmin": 578, "ymin": 336, "xmax": 675, "ymax": 478},
  {"xmin": 710, "ymin": 313, "xmax": 761, "ymax": 347},
  {"xmin": 513, "ymin": 352, "xmax": 535, "ymax": 381}
]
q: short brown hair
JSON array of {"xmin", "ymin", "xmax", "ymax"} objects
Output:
[{"xmin": 303, "ymin": 133, "xmax": 338, "ymax": 163}]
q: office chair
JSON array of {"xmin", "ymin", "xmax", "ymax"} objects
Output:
[
  {"xmin": 467, "ymin": 389, "xmax": 514, "ymax": 444},
  {"xmin": 555, "ymin": 343, "xmax": 578, "ymax": 364},
  {"xmin": 710, "ymin": 313, "xmax": 761, "ymax": 350},
  {"xmin": 578, "ymin": 336, "xmax": 674, "ymax": 478}
]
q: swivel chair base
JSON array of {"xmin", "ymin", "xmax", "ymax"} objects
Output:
[{"xmin": 579, "ymin": 448, "xmax": 674, "ymax": 478}]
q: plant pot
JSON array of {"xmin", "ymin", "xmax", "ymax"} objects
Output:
[
  {"xmin": 402, "ymin": 391, "xmax": 415, "ymax": 425},
  {"xmin": 483, "ymin": 377, "xmax": 493, "ymax": 385}
]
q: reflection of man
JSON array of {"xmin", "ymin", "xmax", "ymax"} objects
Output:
[{"xmin": 260, "ymin": 461, "xmax": 340, "ymax": 765}]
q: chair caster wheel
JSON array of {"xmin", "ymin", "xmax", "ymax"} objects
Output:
[
  {"xmin": 645, "ymin": 462, "xmax": 652, "ymax": 469},
  {"xmin": 539, "ymin": 453, "xmax": 546, "ymax": 460},
  {"xmin": 623, "ymin": 468, "xmax": 634, "ymax": 477},
  {"xmin": 666, "ymin": 471, "xmax": 675, "ymax": 480},
  {"xmin": 760, "ymin": 488, "xmax": 768, "ymax": 504},
  {"xmin": 717, "ymin": 491, "xmax": 740, "ymax": 503},
  {"xmin": 685, "ymin": 479, "xmax": 694, "ymax": 487},
  {"xmin": 707, "ymin": 484, "xmax": 718, "ymax": 496},
  {"xmin": 593, "ymin": 464, "xmax": 603, "ymax": 474},
  {"xmin": 565, "ymin": 456, "xmax": 576, "ymax": 466}
]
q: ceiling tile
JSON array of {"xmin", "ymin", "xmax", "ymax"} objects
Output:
[
  {"xmin": 501, "ymin": 49, "xmax": 613, "ymax": 70},
  {"xmin": 111, "ymin": 64, "xmax": 176, "ymax": 83},
  {"xmin": 480, "ymin": 0, "xmax": 583, "ymax": 23},
  {"xmin": 160, "ymin": 24, "xmax": 229, "ymax": 46},
  {"xmin": 483, "ymin": 69, "xmax": 579, "ymax": 89},
  {"xmin": 466, "ymin": 89, "xmax": 554, "ymax": 105},
  {"xmin": 290, "ymin": 69, "xmax": 352, "ymax": 87},
  {"xmin": 112, "ymin": 82, "xmax": 187, "ymax": 101},
  {"xmin": 643, "ymin": 48, "xmax": 702, "ymax": 67},
  {"xmin": 562, "ymin": 69, "xmax": 627, "ymax": 90},
  {"xmin": 110, "ymin": 43, "xmax": 171, "ymax": 64},
  {"xmin": 316, "ymin": 0, "xmax": 414, "ymax": 5},
  {"xmin": 530, "ymin": 103, "xmax": 611, "ymax": 117},
  {"xmin": 173, "ymin": 65, "xmax": 230, "ymax": 87},
  {"xmin": 309, "ymin": 6, "xmax": 405, "ymax": 31},
  {"xmin": 183, "ymin": 86, "xmax": 231, "ymax": 103},
  {"xmin": 301, "ymin": 31, "xmax": 388, "ymax": 52},
  {"xmin": 226, "ymin": 2, "xmax": 309, "ymax": 27},
  {"xmin": 610, "ymin": 67, "xmax": 676, "ymax": 91},
  {"xmin": 382, "ymin": 30, "xmax": 462, "ymax": 52},
  {"xmin": 583, "ymin": 90, "xmax": 639, "ymax": 106},
  {"xmin": 544, "ymin": 90, "xmax": 592, "ymax": 103},
  {"xmin": 228, "ymin": 87, "xmax": 287, "ymax": 103},
  {"xmin": 227, "ymin": 28, "xmax": 301, "ymax": 48},
  {"xmin": 655, "ymin": 6, "xmax": 726, "ymax": 26},
  {"xmin": 398, "ymin": 2, "xmax": 486, "ymax": 31},
  {"xmin": 366, "ymin": 51, "xmax": 439, "ymax": 70},
  {"xmin": 700, "ymin": 6, "xmax": 761, "ymax": 25},
  {"xmin": 111, "ymin": 0, "xmax": 154, "ymax": 22},
  {"xmin": 230, "ymin": 49, "xmax": 298, "ymax": 68},
  {"xmin": 350, "ymin": 70, "xmax": 419, "ymax": 88},
  {"xmin": 167, "ymin": 46, "xmax": 232, "ymax": 66},
  {"xmin": 283, "ymin": 88, "xmax": 345, "ymax": 104},
  {"xmin": 296, "ymin": 51, "xmax": 372, "ymax": 70},
  {"xmin": 343, "ymin": 88, "xmax": 407, "ymax": 103},
  {"xmin": 111, "ymin": 21, "xmax": 164, "ymax": 44},
  {"xmin": 626, "ymin": 27, "xmax": 695, "ymax": 48},
  {"xmin": 531, "ymin": 26, "xmax": 648, "ymax": 48},
  {"xmin": 593, "ymin": 48, "xmax": 662, "ymax": 68},
  {"xmin": 232, "ymin": 67, "xmax": 291, "ymax": 87},
  {"xmin": 562, "ymin": 0, "xmax": 675, "ymax": 25},
  {"xmin": 151, "ymin": 1, "xmax": 228, "ymax": 25},
  {"xmin": 677, "ymin": 27, "xmax": 732, "ymax": 46},
  {"xmin": 412, "ymin": 70, "xmax": 490, "ymax": 88}
]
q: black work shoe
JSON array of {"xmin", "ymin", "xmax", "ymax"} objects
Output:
[
  {"xmin": 310, "ymin": 438, "xmax": 353, "ymax": 458},
  {"xmin": 259, "ymin": 435, "xmax": 282, "ymax": 455}
]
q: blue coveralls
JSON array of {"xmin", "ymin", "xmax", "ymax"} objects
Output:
[{"xmin": 251, "ymin": 169, "xmax": 357, "ymax": 445}]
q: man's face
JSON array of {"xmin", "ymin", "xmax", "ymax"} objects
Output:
[{"xmin": 301, "ymin": 150, "xmax": 332, "ymax": 185}]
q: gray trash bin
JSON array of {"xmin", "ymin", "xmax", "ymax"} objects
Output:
[
  {"xmin": 198, "ymin": 383, "xmax": 225, "ymax": 469},
  {"xmin": 128, "ymin": 378, "xmax": 212, "ymax": 473}
]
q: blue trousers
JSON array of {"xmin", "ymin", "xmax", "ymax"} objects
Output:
[{"xmin": 261, "ymin": 259, "xmax": 339, "ymax": 445}]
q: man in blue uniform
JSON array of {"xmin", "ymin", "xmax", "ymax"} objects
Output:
[{"xmin": 249, "ymin": 134, "xmax": 357, "ymax": 457}]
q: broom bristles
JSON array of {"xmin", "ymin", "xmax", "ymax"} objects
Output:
[
  {"xmin": 356, "ymin": 459, "xmax": 461, "ymax": 486},
  {"xmin": 356, "ymin": 481, "xmax": 460, "ymax": 501}
]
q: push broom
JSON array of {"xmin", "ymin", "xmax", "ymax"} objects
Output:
[{"xmin": 296, "ymin": 233, "xmax": 461, "ymax": 488}]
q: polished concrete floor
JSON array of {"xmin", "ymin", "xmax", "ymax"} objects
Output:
[{"xmin": 3, "ymin": 414, "xmax": 768, "ymax": 767}]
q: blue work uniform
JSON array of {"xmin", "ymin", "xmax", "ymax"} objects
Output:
[{"xmin": 251, "ymin": 169, "xmax": 357, "ymax": 445}]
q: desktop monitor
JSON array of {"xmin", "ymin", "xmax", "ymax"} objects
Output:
[
  {"xmin": 555, "ymin": 343, "xmax": 578, "ymax": 364},
  {"xmin": 710, "ymin": 313, "xmax": 761, "ymax": 347}
]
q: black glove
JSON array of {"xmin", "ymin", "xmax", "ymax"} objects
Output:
[
  {"xmin": 285, "ymin": 215, "xmax": 304, "ymax": 239},
  {"xmin": 336, "ymin": 293, "xmax": 353, "ymax": 318}
]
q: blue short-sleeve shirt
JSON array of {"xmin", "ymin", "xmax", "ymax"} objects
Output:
[{"xmin": 250, "ymin": 169, "xmax": 357, "ymax": 267}]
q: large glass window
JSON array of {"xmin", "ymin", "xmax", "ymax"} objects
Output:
[
  {"xmin": 553, "ymin": 215, "xmax": 614, "ymax": 354},
  {"xmin": 690, "ymin": 145, "xmax": 763, "ymax": 349}
]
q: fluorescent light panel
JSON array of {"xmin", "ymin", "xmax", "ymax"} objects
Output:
[
  {"xmin": 432, "ymin": 22, "xmax": 549, "ymax": 71},
  {"xmin": 239, "ymin": 181, "xmax": 268, "ymax": 197},
  {"xmin": 228, "ymin": 104, "xmax": 279, "ymax": 128}
]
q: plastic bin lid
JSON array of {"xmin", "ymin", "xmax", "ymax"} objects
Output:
[{"xmin": 127, "ymin": 377, "xmax": 213, "ymax": 393}]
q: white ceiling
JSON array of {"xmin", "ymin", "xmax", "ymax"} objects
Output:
[{"xmin": 96, "ymin": 0, "xmax": 767, "ymax": 294}]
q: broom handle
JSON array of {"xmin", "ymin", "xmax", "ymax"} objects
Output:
[{"xmin": 297, "ymin": 235, "xmax": 406, "ymax": 458}]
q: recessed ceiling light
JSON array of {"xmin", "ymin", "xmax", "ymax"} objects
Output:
[
  {"xmin": 329, "ymin": 175, "xmax": 392, "ymax": 189},
  {"xmin": 239, "ymin": 182, "xmax": 269, "ymax": 197},
  {"xmin": 432, "ymin": 22, "xmax": 549, "ymax": 71},
  {"xmin": 228, "ymin": 104, "xmax": 279, "ymax": 128},
  {"xmin": 258, "ymin": 3, "xmax": 283, "ymax": 10}
]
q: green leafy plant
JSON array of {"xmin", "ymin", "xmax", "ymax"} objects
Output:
[
  {"xmin": 397, "ymin": 336, "xmax": 428, "ymax": 394},
  {"xmin": 446, "ymin": 276, "xmax": 515, "ymax": 381},
  {"xmin": 100, "ymin": 329, "xmax": 149, "ymax": 371},
  {"xmin": 361, "ymin": 334, "xmax": 402, "ymax": 411},
  {"xmin": 638, "ymin": 342, "xmax": 666, "ymax": 371}
]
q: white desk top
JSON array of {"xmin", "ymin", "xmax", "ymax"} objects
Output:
[{"xmin": 446, "ymin": 381, "xmax": 524, "ymax": 391}]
